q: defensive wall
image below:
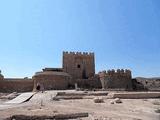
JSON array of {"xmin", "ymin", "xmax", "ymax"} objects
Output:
[
  {"xmin": 99, "ymin": 69, "xmax": 133, "ymax": 90},
  {"xmin": 0, "ymin": 78, "xmax": 33, "ymax": 93},
  {"xmin": 76, "ymin": 75, "xmax": 102, "ymax": 89}
]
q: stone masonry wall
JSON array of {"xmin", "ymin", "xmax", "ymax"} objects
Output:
[
  {"xmin": 0, "ymin": 78, "xmax": 33, "ymax": 93},
  {"xmin": 76, "ymin": 75, "xmax": 102, "ymax": 89},
  {"xmin": 132, "ymin": 77, "xmax": 160, "ymax": 91},
  {"xmin": 99, "ymin": 69, "xmax": 132, "ymax": 90},
  {"xmin": 33, "ymin": 74, "xmax": 69, "ymax": 91}
]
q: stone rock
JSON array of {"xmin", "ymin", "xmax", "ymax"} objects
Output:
[
  {"xmin": 110, "ymin": 100, "xmax": 114, "ymax": 104},
  {"xmin": 4, "ymin": 92, "xmax": 19, "ymax": 100},
  {"xmin": 52, "ymin": 96, "xmax": 60, "ymax": 101},
  {"xmin": 94, "ymin": 97, "xmax": 104, "ymax": 103},
  {"xmin": 114, "ymin": 98, "xmax": 122, "ymax": 103}
]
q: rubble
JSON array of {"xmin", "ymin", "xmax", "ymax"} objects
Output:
[
  {"xmin": 114, "ymin": 98, "xmax": 122, "ymax": 103},
  {"xmin": 93, "ymin": 97, "xmax": 104, "ymax": 103},
  {"xmin": 1, "ymin": 92, "xmax": 19, "ymax": 100}
]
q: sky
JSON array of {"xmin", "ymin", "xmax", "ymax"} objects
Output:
[{"xmin": 0, "ymin": 0, "xmax": 160, "ymax": 78}]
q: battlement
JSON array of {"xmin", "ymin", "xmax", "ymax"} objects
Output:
[
  {"xmin": 99, "ymin": 69, "xmax": 132, "ymax": 90},
  {"xmin": 99, "ymin": 69, "xmax": 132, "ymax": 78},
  {"xmin": 63, "ymin": 51, "xmax": 94, "ymax": 56}
]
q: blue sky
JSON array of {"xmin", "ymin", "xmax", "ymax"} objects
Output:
[{"xmin": 0, "ymin": 0, "xmax": 160, "ymax": 78}]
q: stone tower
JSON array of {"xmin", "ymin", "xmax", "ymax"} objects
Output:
[{"xmin": 63, "ymin": 51, "xmax": 95, "ymax": 84}]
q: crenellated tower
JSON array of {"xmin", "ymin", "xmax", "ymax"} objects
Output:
[{"xmin": 63, "ymin": 51, "xmax": 95, "ymax": 85}]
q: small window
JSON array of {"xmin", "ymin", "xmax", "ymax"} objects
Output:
[{"xmin": 77, "ymin": 64, "xmax": 81, "ymax": 68}]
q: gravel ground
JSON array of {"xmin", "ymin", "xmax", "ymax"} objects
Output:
[{"xmin": 0, "ymin": 90, "xmax": 160, "ymax": 120}]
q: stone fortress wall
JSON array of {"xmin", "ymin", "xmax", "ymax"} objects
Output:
[
  {"xmin": 63, "ymin": 51, "xmax": 95, "ymax": 86},
  {"xmin": 99, "ymin": 69, "xmax": 133, "ymax": 90},
  {"xmin": 0, "ymin": 78, "xmax": 33, "ymax": 93},
  {"xmin": 0, "ymin": 71, "xmax": 33, "ymax": 93},
  {"xmin": 76, "ymin": 75, "xmax": 102, "ymax": 89}
]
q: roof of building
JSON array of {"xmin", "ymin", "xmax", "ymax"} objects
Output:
[
  {"xmin": 34, "ymin": 71, "xmax": 71, "ymax": 77},
  {"xmin": 42, "ymin": 68, "xmax": 63, "ymax": 72}
]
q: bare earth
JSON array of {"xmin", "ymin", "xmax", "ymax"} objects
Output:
[{"xmin": 0, "ymin": 90, "xmax": 160, "ymax": 120}]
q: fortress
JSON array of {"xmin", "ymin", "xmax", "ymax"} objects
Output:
[
  {"xmin": 0, "ymin": 51, "xmax": 158, "ymax": 92},
  {"xmin": 0, "ymin": 51, "xmax": 99, "ymax": 92}
]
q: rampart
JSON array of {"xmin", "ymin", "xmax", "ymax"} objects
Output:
[
  {"xmin": 99, "ymin": 69, "xmax": 132, "ymax": 90},
  {"xmin": 76, "ymin": 75, "xmax": 102, "ymax": 89},
  {"xmin": 0, "ymin": 78, "xmax": 33, "ymax": 93}
]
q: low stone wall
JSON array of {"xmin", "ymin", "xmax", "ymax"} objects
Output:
[
  {"xmin": 0, "ymin": 79, "xmax": 33, "ymax": 93},
  {"xmin": 5, "ymin": 113, "xmax": 89, "ymax": 120},
  {"xmin": 112, "ymin": 92, "xmax": 160, "ymax": 99}
]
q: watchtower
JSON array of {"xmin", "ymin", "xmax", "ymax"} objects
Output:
[{"xmin": 63, "ymin": 51, "xmax": 95, "ymax": 84}]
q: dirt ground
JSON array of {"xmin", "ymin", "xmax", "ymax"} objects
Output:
[{"xmin": 0, "ymin": 90, "xmax": 160, "ymax": 120}]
